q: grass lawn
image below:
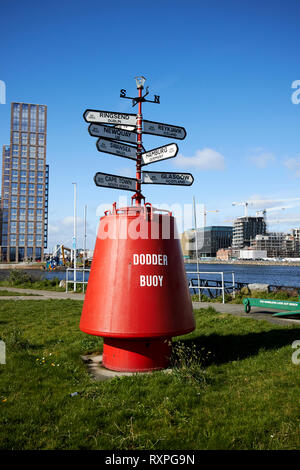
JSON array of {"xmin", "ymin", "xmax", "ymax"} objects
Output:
[{"xmin": 0, "ymin": 299, "xmax": 300, "ymax": 450}]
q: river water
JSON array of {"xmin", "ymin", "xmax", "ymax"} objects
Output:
[
  {"xmin": 5, "ymin": 262, "xmax": 299, "ymax": 288},
  {"xmin": 184, "ymin": 263, "xmax": 300, "ymax": 288}
]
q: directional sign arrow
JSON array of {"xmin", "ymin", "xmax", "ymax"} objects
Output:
[
  {"xmin": 89, "ymin": 123, "xmax": 137, "ymax": 144},
  {"xmin": 94, "ymin": 172, "xmax": 137, "ymax": 192},
  {"xmin": 96, "ymin": 138, "xmax": 137, "ymax": 161},
  {"xmin": 141, "ymin": 143, "xmax": 178, "ymax": 166},
  {"xmin": 143, "ymin": 120, "xmax": 187, "ymax": 140},
  {"xmin": 142, "ymin": 171, "xmax": 194, "ymax": 186},
  {"xmin": 84, "ymin": 109, "xmax": 137, "ymax": 126}
]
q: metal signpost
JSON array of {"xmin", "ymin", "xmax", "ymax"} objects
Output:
[{"xmin": 83, "ymin": 75, "xmax": 193, "ymax": 202}]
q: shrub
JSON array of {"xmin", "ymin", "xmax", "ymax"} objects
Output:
[{"xmin": 7, "ymin": 270, "xmax": 33, "ymax": 286}]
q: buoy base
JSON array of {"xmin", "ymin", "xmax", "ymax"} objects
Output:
[{"xmin": 102, "ymin": 337, "xmax": 172, "ymax": 372}]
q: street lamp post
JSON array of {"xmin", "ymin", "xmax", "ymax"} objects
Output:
[
  {"xmin": 83, "ymin": 204, "xmax": 87, "ymax": 269},
  {"xmin": 72, "ymin": 182, "xmax": 77, "ymax": 292}
]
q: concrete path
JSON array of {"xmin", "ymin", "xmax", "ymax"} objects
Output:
[
  {"xmin": 0, "ymin": 287, "xmax": 299, "ymax": 327},
  {"xmin": 0, "ymin": 286, "xmax": 84, "ymax": 301},
  {"xmin": 193, "ymin": 301, "xmax": 300, "ymax": 326}
]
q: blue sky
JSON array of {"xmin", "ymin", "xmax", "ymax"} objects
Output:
[{"xmin": 0, "ymin": 0, "xmax": 300, "ymax": 250}]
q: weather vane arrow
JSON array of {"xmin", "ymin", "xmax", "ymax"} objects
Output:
[{"xmin": 120, "ymin": 86, "xmax": 160, "ymax": 107}]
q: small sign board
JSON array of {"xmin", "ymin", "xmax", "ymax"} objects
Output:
[
  {"xmin": 89, "ymin": 123, "xmax": 137, "ymax": 144},
  {"xmin": 141, "ymin": 143, "xmax": 178, "ymax": 166},
  {"xmin": 97, "ymin": 138, "xmax": 137, "ymax": 161},
  {"xmin": 114, "ymin": 124, "xmax": 136, "ymax": 131},
  {"xmin": 142, "ymin": 171, "xmax": 194, "ymax": 186},
  {"xmin": 94, "ymin": 172, "xmax": 137, "ymax": 192},
  {"xmin": 84, "ymin": 109, "xmax": 137, "ymax": 126},
  {"xmin": 143, "ymin": 120, "xmax": 186, "ymax": 140}
]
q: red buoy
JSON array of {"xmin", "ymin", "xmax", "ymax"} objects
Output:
[{"xmin": 80, "ymin": 203, "xmax": 195, "ymax": 372}]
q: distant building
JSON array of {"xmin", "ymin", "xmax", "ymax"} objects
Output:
[
  {"xmin": 181, "ymin": 226, "xmax": 233, "ymax": 258},
  {"xmin": 291, "ymin": 229, "xmax": 300, "ymax": 256},
  {"xmin": 250, "ymin": 229, "xmax": 300, "ymax": 258},
  {"xmin": 239, "ymin": 248, "xmax": 267, "ymax": 260},
  {"xmin": 232, "ymin": 216, "xmax": 266, "ymax": 251},
  {"xmin": 250, "ymin": 233, "xmax": 285, "ymax": 258},
  {"xmin": 216, "ymin": 247, "xmax": 233, "ymax": 261},
  {"xmin": 0, "ymin": 102, "xmax": 49, "ymax": 262}
]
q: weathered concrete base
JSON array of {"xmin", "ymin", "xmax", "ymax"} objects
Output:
[{"xmin": 81, "ymin": 353, "xmax": 172, "ymax": 381}]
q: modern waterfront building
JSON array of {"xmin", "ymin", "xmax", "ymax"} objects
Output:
[
  {"xmin": 232, "ymin": 216, "xmax": 266, "ymax": 251},
  {"xmin": 0, "ymin": 102, "xmax": 49, "ymax": 262},
  {"xmin": 291, "ymin": 229, "xmax": 300, "ymax": 256},
  {"xmin": 250, "ymin": 232, "xmax": 285, "ymax": 258},
  {"xmin": 181, "ymin": 226, "xmax": 233, "ymax": 258},
  {"xmin": 250, "ymin": 230, "xmax": 300, "ymax": 258}
]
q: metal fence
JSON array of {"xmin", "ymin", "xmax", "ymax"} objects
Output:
[
  {"xmin": 66, "ymin": 267, "xmax": 236, "ymax": 302},
  {"xmin": 66, "ymin": 267, "xmax": 90, "ymax": 293},
  {"xmin": 186, "ymin": 271, "xmax": 236, "ymax": 304}
]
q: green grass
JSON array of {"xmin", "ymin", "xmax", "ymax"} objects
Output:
[
  {"xmin": 0, "ymin": 270, "xmax": 86, "ymax": 293},
  {"xmin": 0, "ymin": 270, "xmax": 65, "ymax": 292},
  {"xmin": 0, "ymin": 300, "xmax": 300, "ymax": 450}
]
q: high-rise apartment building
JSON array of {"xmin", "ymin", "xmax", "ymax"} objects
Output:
[
  {"xmin": 0, "ymin": 102, "xmax": 49, "ymax": 262},
  {"xmin": 232, "ymin": 216, "xmax": 266, "ymax": 250}
]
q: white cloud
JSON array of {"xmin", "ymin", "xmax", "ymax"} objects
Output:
[
  {"xmin": 284, "ymin": 157, "xmax": 300, "ymax": 177},
  {"xmin": 116, "ymin": 166, "xmax": 135, "ymax": 178},
  {"xmin": 61, "ymin": 216, "xmax": 83, "ymax": 227},
  {"xmin": 175, "ymin": 148, "xmax": 225, "ymax": 171},
  {"xmin": 268, "ymin": 216, "xmax": 300, "ymax": 224},
  {"xmin": 246, "ymin": 194, "xmax": 300, "ymax": 209},
  {"xmin": 47, "ymin": 215, "xmax": 95, "ymax": 252},
  {"xmin": 48, "ymin": 224, "xmax": 60, "ymax": 234},
  {"xmin": 250, "ymin": 151, "xmax": 275, "ymax": 168}
]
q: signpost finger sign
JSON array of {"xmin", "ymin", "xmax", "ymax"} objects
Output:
[
  {"xmin": 89, "ymin": 123, "xmax": 137, "ymax": 144},
  {"xmin": 84, "ymin": 109, "xmax": 137, "ymax": 126},
  {"xmin": 142, "ymin": 171, "xmax": 194, "ymax": 186},
  {"xmin": 97, "ymin": 138, "xmax": 137, "ymax": 161},
  {"xmin": 143, "ymin": 120, "xmax": 187, "ymax": 140},
  {"xmin": 141, "ymin": 143, "xmax": 178, "ymax": 166},
  {"xmin": 94, "ymin": 172, "xmax": 137, "ymax": 192}
]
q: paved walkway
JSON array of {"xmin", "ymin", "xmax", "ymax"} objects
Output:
[
  {"xmin": 192, "ymin": 301, "xmax": 300, "ymax": 326},
  {"xmin": 0, "ymin": 286, "xmax": 84, "ymax": 301},
  {"xmin": 0, "ymin": 287, "xmax": 299, "ymax": 327}
]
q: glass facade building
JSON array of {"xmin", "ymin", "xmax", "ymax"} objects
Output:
[
  {"xmin": 0, "ymin": 103, "xmax": 49, "ymax": 262},
  {"xmin": 181, "ymin": 226, "xmax": 233, "ymax": 258}
]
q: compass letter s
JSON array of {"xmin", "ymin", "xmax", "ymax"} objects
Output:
[{"xmin": 291, "ymin": 80, "xmax": 300, "ymax": 104}]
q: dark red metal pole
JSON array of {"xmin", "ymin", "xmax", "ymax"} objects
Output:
[{"xmin": 134, "ymin": 86, "xmax": 144, "ymax": 206}]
